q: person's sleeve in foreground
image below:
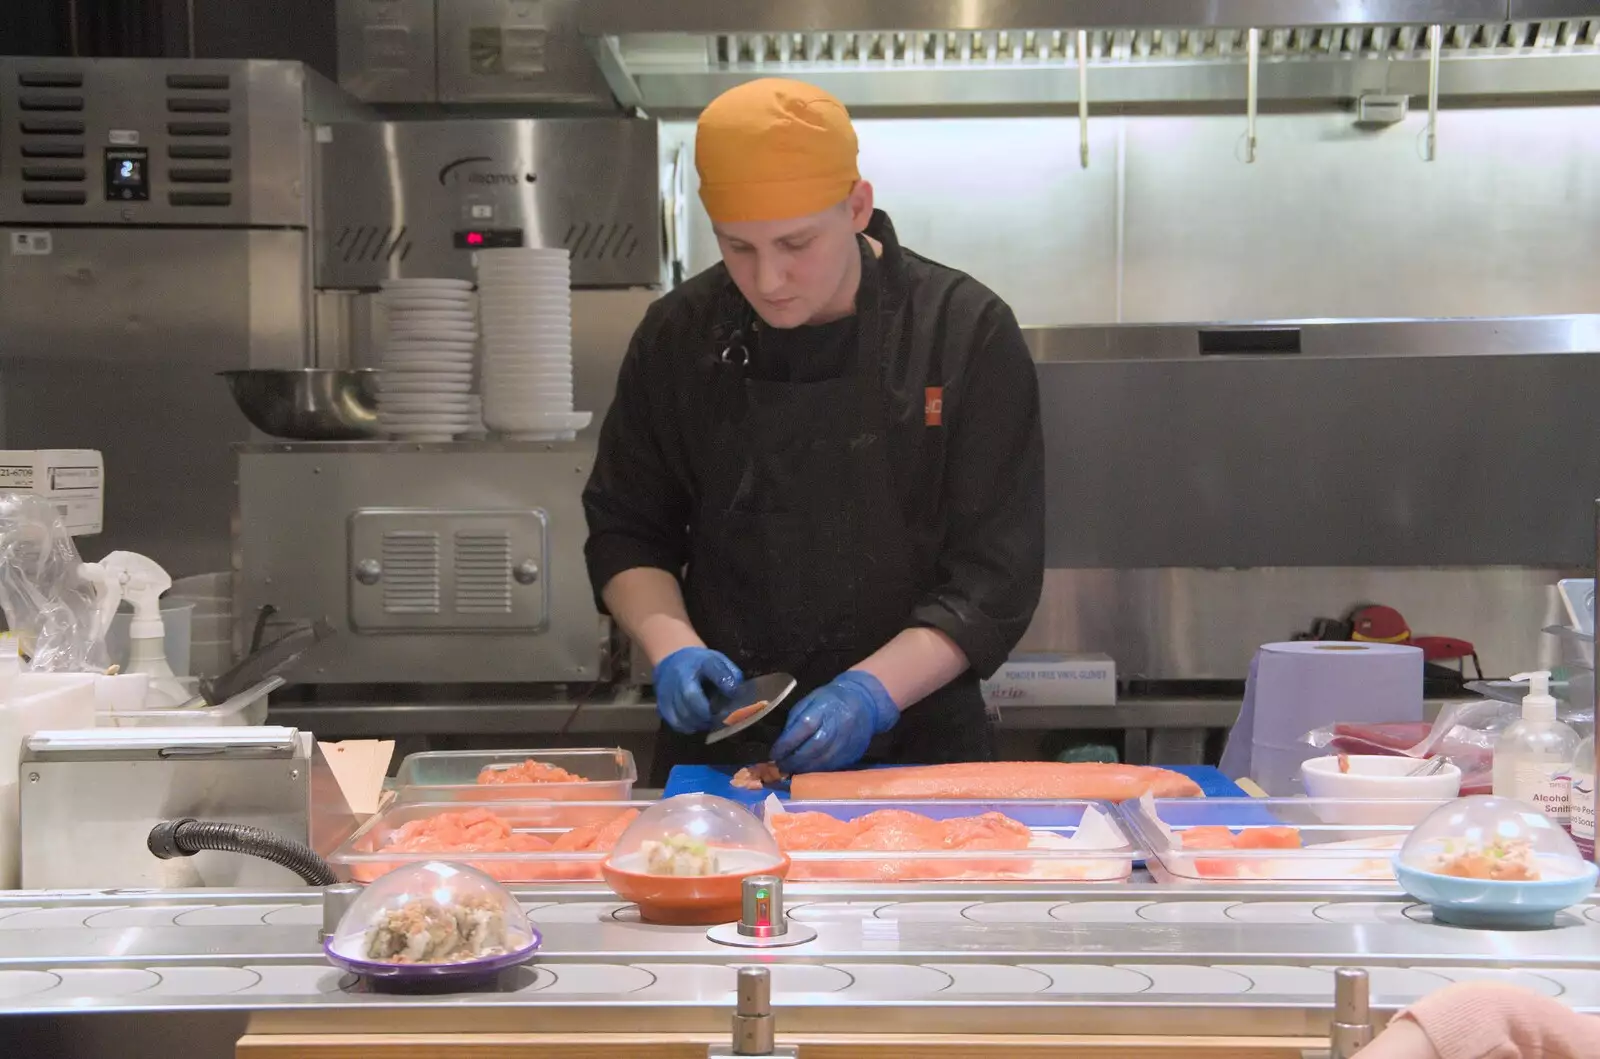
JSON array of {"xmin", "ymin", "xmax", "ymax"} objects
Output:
[
  {"xmin": 1375, "ymin": 980, "xmax": 1600, "ymax": 1059},
  {"xmin": 908, "ymin": 298, "xmax": 1046, "ymax": 677}
]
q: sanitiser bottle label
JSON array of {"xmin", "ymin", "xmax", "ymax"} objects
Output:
[{"xmin": 1515, "ymin": 763, "xmax": 1572, "ymax": 827}]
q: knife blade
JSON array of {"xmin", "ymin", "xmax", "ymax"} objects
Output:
[{"xmin": 705, "ymin": 672, "xmax": 797, "ymax": 745}]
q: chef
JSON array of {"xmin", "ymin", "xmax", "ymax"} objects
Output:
[{"xmin": 583, "ymin": 78, "xmax": 1044, "ymax": 786}]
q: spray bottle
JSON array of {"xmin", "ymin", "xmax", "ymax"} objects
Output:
[
  {"xmin": 1492, "ymin": 670, "xmax": 1580, "ymax": 825},
  {"xmin": 79, "ymin": 551, "xmax": 190, "ymax": 707}
]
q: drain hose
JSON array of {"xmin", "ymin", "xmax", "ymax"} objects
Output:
[{"xmin": 148, "ymin": 819, "xmax": 338, "ymax": 887}]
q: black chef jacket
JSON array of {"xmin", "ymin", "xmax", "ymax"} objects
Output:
[{"xmin": 583, "ymin": 209, "xmax": 1044, "ymax": 718}]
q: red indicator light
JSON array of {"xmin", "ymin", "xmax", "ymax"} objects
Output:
[{"xmin": 467, "ymin": 232, "xmax": 484, "ymax": 246}]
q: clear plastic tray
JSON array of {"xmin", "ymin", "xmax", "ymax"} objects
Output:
[
  {"xmin": 761, "ymin": 799, "xmax": 1141, "ymax": 883},
  {"xmin": 328, "ymin": 799, "xmax": 649, "ymax": 883},
  {"xmin": 94, "ymin": 678, "xmax": 277, "ymax": 728},
  {"xmin": 1124, "ymin": 796, "xmax": 1448, "ymax": 884},
  {"xmin": 392, "ymin": 748, "xmax": 637, "ymax": 802}
]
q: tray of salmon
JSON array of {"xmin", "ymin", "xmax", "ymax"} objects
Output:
[
  {"xmin": 1123, "ymin": 794, "xmax": 1452, "ymax": 884},
  {"xmin": 760, "ymin": 796, "xmax": 1144, "ymax": 882},
  {"xmin": 391, "ymin": 748, "xmax": 638, "ymax": 803},
  {"xmin": 328, "ymin": 801, "xmax": 647, "ymax": 883}
]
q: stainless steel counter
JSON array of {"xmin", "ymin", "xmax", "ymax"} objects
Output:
[
  {"xmin": 4, "ymin": 883, "xmax": 1600, "ymax": 1048},
  {"xmin": 265, "ymin": 693, "xmax": 1245, "ymax": 738}
]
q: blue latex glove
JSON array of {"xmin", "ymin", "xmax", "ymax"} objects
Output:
[
  {"xmin": 653, "ymin": 647, "xmax": 743, "ymax": 734},
  {"xmin": 772, "ymin": 671, "xmax": 899, "ymax": 775}
]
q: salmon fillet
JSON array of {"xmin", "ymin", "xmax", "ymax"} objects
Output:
[
  {"xmin": 477, "ymin": 760, "xmax": 584, "ymax": 785},
  {"xmin": 354, "ymin": 807, "xmax": 638, "ymax": 883},
  {"xmin": 770, "ymin": 805, "xmax": 1038, "ymax": 882},
  {"xmin": 790, "ymin": 761, "xmax": 1202, "ymax": 802}
]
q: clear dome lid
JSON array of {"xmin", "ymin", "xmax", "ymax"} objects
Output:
[
  {"xmin": 605, "ymin": 793, "xmax": 783, "ymax": 876},
  {"xmin": 328, "ymin": 861, "xmax": 538, "ymax": 970},
  {"xmin": 1398, "ymin": 795, "xmax": 1590, "ymax": 882}
]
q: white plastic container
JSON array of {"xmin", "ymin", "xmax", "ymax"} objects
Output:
[{"xmin": 1492, "ymin": 670, "xmax": 1580, "ymax": 826}]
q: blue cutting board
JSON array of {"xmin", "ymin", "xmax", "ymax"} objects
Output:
[{"xmin": 664, "ymin": 763, "xmax": 1247, "ymax": 809}]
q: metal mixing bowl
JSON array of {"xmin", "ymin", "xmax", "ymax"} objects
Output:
[{"xmin": 219, "ymin": 369, "xmax": 381, "ymax": 441}]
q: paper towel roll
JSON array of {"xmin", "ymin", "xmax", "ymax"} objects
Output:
[{"xmin": 1220, "ymin": 641, "xmax": 1424, "ymax": 796}]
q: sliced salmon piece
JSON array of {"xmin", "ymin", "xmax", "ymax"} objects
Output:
[
  {"xmin": 770, "ymin": 810, "xmax": 862, "ymax": 851},
  {"xmin": 722, "ymin": 701, "xmax": 769, "ymax": 726},
  {"xmin": 790, "ymin": 761, "xmax": 1202, "ymax": 802},
  {"xmin": 1231, "ymin": 826, "xmax": 1302, "ymax": 850},
  {"xmin": 1178, "ymin": 826, "xmax": 1241, "ymax": 851}
]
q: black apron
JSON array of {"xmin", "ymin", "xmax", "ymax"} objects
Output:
[{"xmin": 651, "ymin": 236, "xmax": 993, "ymax": 786}]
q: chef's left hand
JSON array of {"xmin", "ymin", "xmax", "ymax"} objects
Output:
[{"xmin": 772, "ymin": 671, "xmax": 900, "ymax": 774}]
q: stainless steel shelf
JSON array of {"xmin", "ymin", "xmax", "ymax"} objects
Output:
[{"xmin": 580, "ymin": 1, "xmax": 1513, "ymax": 35}]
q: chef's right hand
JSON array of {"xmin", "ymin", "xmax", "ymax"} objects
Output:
[{"xmin": 652, "ymin": 647, "xmax": 743, "ymax": 734}]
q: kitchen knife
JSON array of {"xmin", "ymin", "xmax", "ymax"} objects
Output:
[{"xmin": 705, "ymin": 672, "xmax": 797, "ymax": 745}]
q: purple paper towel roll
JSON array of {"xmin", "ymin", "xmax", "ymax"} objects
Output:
[{"xmin": 1220, "ymin": 640, "xmax": 1424, "ymax": 795}]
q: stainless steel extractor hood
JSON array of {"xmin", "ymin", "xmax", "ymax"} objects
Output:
[{"xmin": 578, "ymin": 1, "xmax": 1600, "ymax": 111}]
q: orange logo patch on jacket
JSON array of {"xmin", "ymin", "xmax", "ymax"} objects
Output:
[{"xmin": 924, "ymin": 387, "xmax": 943, "ymax": 427}]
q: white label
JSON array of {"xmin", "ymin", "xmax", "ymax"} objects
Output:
[
  {"xmin": 108, "ymin": 129, "xmax": 139, "ymax": 145},
  {"xmin": 9, "ymin": 231, "xmax": 51, "ymax": 256},
  {"xmin": 1513, "ymin": 762, "xmax": 1572, "ymax": 826},
  {"xmin": 1572, "ymin": 771, "xmax": 1595, "ymax": 859},
  {"xmin": 470, "ymin": 204, "xmax": 494, "ymax": 219},
  {"xmin": 315, "ymin": 125, "xmax": 334, "ymax": 143}
]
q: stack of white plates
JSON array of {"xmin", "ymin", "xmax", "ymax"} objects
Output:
[
  {"xmin": 476, "ymin": 248, "xmax": 592, "ymax": 441},
  {"xmin": 378, "ymin": 278, "xmax": 478, "ymax": 442}
]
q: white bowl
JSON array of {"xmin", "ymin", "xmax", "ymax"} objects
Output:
[
  {"xmin": 382, "ymin": 278, "xmax": 474, "ymax": 291},
  {"xmin": 481, "ymin": 314, "xmax": 571, "ymax": 326},
  {"xmin": 383, "ymin": 382, "xmax": 474, "ymax": 395},
  {"xmin": 383, "ymin": 296, "xmax": 474, "ymax": 309},
  {"xmin": 1299, "ymin": 755, "xmax": 1465, "ymax": 831},
  {"xmin": 384, "ymin": 375, "xmax": 473, "ymax": 385},
  {"xmin": 483, "ymin": 370, "xmax": 571, "ymax": 382},
  {"xmin": 381, "ymin": 392, "xmax": 474, "ymax": 406},
  {"xmin": 389, "ymin": 324, "xmax": 478, "ymax": 336},
  {"xmin": 478, "ymin": 287, "xmax": 570, "ymax": 298},
  {"xmin": 389, "ymin": 314, "xmax": 476, "ymax": 327},
  {"xmin": 385, "ymin": 340, "xmax": 476, "ymax": 351},
  {"xmin": 384, "ymin": 347, "xmax": 476, "ymax": 359}
]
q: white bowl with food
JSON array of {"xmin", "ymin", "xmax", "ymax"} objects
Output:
[{"xmin": 1302, "ymin": 755, "xmax": 1461, "ymax": 823}]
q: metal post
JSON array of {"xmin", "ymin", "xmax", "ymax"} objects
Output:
[
  {"xmin": 732, "ymin": 968, "xmax": 775, "ymax": 1056},
  {"xmin": 1425, "ymin": 24, "xmax": 1442, "ymax": 161},
  {"xmin": 1245, "ymin": 27, "xmax": 1260, "ymax": 163},
  {"xmin": 1329, "ymin": 967, "xmax": 1373, "ymax": 1059},
  {"xmin": 1077, "ymin": 30, "xmax": 1090, "ymax": 169}
]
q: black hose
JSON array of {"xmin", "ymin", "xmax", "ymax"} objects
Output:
[{"xmin": 148, "ymin": 819, "xmax": 338, "ymax": 887}]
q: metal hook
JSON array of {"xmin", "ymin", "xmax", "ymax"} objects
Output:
[{"xmin": 720, "ymin": 332, "xmax": 750, "ymax": 368}]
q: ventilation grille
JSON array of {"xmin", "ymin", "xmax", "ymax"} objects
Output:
[
  {"xmin": 714, "ymin": 21, "xmax": 1600, "ymax": 65},
  {"xmin": 14, "ymin": 69, "xmax": 87, "ymax": 206},
  {"xmin": 454, "ymin": 530, "xmax": 513, "ymax": 615},
  {"xmin": 336, "ymin": 225, "xmax": 413, "ymax": 264},
  {"xmin": 381, "ymin": 531, "xmax": 441, "ymax": 615},
  {"xmin": 564, "ymin": 221, "xmax": 640, "ymax": 260}
]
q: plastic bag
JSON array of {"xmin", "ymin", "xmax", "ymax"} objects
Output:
[
  {"xmin": 1302, "ymin": 696, "xmax": 1594, "ymax": 798},
  {"xmin": 0, "ymin": 494, "xmax": 108, "ymax": 673}
]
